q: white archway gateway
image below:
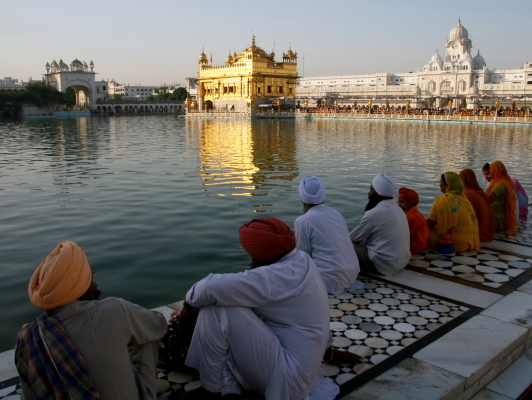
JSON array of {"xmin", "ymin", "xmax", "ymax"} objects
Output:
[{"xmin": 44, "ymin": 59, "xmax": 97, "ymax": 109}]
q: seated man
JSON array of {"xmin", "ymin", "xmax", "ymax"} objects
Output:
[
  {"xmin": 350, "ymin": 173, "xmax": 411, "ymax": 275},
  {"xmin": 398, "ymin": 187, "xmax": 429, "ymax": 254},
  {"xmin": 295, "ymin": 175, "xmax": 360, "ymax": 295},
  {"xmin": 15, "ymin": 241, "xmax": 168, "ymax": 400},
  {"xmin": 178, "ymin": 218, "xmax": 338, "ymax": 400}
]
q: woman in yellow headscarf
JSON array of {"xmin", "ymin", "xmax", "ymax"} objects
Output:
[
  {"xmin": 427, "ymin": 172, "xmax": 480, "ymax": 252},
  {"xmin": 486, "ymin": 161, "xmax": 517, "ymax": 236}
]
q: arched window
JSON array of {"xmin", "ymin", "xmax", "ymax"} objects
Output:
[
  {"xmin": 459, "ymin": 80, "xmax": 466, "ymax": 92},
  {"xmin": 429, "ymin": 81, "xmax": 436, "ymax": 91}
]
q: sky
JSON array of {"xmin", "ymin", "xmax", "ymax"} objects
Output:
[{"xmin": 2, "ymin": 0, "xmax": 531, "ymax": 86}]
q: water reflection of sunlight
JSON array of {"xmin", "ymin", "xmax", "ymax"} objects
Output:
[{"xmin": 188, "ymin": 119, "xmax": 298, "ymax": 197}]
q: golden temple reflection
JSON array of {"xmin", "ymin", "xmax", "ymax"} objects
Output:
[{"xmin": 186, "ymin": 119, "xmax": 298, "ymax": 196}]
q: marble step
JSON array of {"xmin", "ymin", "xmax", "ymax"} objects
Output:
[{"xmin": 342, "ymin": 289, "xmax": 532, "ymax": 400}]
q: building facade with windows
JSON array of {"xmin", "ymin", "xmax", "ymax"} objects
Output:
[
  {"xmin": 195, "ymin": 36, "xmax": 298, "ymax": 112},
  {"xmin": 107, "ymin": 81, "xmax": 158, "ymax": 101},
  {"xmin": 296, "ymin": 19, "xmax": 532, "ymax": 109},
  {"xmin": 0, "ymin": 77, "xmax": 34, "ymax": 91}
]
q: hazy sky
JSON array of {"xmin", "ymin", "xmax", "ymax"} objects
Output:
[{"xmin": 2, "ymin": 1, "xmax": 531, "ymax": 86}]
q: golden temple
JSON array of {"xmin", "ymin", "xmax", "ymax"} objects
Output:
[{"xmin": 194, "ymin": 36, "xmax": 298, "ymax": 112}]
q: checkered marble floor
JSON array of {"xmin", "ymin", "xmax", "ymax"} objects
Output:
[
  {"xmin": 407, "ymin": 246, "xmax": 532, "ymax": 290},
  {"xmin": 152, "ymin": 277, "xmax": 469, "ymax": 399},
  {"xmin": 494, "ymin": 218, "xmax": 532, "ymax": 247}
]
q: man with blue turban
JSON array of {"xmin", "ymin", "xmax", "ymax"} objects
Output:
[
  {"xmin": 350, "ymin": 173, "xmax": 411, "ymax": 275},
  {"xmin": 295, "ymin": 175, "xmax": 360, "ymax": 295}
]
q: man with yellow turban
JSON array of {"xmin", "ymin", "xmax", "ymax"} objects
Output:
[
  {"xmin": 176, "ymin": 218, "xmax": 342, "ymax": 400},
  {"xmin": 15, "ymin": 241, "xmax": 168, "ymax": 400}
]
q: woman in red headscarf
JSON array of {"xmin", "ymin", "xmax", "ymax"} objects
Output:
[
  {"xmin": 486, "ymin": 161, "xmax": 517, "ymax": 236},
  {"xmin": 459, "ymin": 169, "xmax": 495, "ymax": 242},
  {"xmin": 398, "ymin": 187, "xmax": 429, "ymax": 254}
]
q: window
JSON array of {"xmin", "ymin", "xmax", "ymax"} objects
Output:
[
  {"xmin": 103, "ymin": 86, "xmax": 106, "ymax": 90},
  {"xmin": 223, "ymin": 87, "xmax": 228, "ymax": 94},
  {"xmin": 229, "ymin": 86, "xmax": 234, "ymax": 93},
  {"xmin": 279, "ymin": 86, "xmax": 283, "ymax": 93},
  {"xmin": 289, "ymin": 88, "xmax": 293, "ymax": 94},
  {"xmin": 267, "ymin": 86, "xmax": 272, "ymax": 94},
  {"xmin": 257, "ymin": 87, "xmax": 261, "ymax": 93}
]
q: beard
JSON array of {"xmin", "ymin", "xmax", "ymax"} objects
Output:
[{"xmin": 365, "ymin": 192, "xmax": 381, "ymax": 211}]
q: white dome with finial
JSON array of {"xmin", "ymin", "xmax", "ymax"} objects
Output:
[{"xmin": 449, "ymin": 18, "xmax": 469, "ymax": 41}]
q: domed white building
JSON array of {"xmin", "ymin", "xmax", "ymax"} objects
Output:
[
  {"xmin": 44, "ymin": 58, "xmax": 97, "ymax": 108},
  {"xmin": 297, "ymin": 19, "xmax": 532, "ymax": 109}
]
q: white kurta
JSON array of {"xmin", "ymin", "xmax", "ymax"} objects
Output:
[
  {"xmin": 350, "ymin": 200, "xmax": 411, "ymax": 275},
  {"xmin": 295, "ymin": 204, "xmax": 360, "ymax": 295},
  {"xmin": 185, "ymin": 249, "xmax": 333, "ymax": 400}
]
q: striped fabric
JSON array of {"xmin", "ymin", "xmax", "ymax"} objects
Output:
[{"xmin": 15, "ymin": 311, "xmax": 99, "ymax": 400}]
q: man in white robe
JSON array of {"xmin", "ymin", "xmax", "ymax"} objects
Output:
[
  {"xmin": 178, "ymin": 218, "xmax": 338, "ymax": 400},
  {"xmin": 295, "ymin": 175, "xmax": 360, "ymax": 295},
  {"xmin": 350, "ymin": 173, "xmax": 411, "ymax": 275}
]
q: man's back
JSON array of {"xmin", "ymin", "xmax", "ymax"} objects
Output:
[
  {"xmin": 350, "ymin": 200, "xmax": 410, "ymax": 275},
  {"xmin": 186, "ymin": 249, "xmax": 330, "ymax": 398},
  {"xmin": 54, "ymin": 298, "xmax": 167, "ymax": 400},
  {"xmin": 295, "ymin": 204, "xmax": 359, "ymax": 294}
]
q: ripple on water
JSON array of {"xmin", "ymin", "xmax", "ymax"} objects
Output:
[{"xmin": 1, "ymin": 117, "xmax": 531, "ymax": 351}]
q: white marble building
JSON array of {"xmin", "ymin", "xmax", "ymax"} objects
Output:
[
  {"xmin": 44, "ymin": 59, "xmax": 97, "ymax": 108},
  {"xmin": 0, "ymin": 77, "xmax": 32, "ymax": 91},
  {"xmin": 297, "ymin": 19, "xmax": 532, "ymax": 109},
  {"xmin": 107, "ymin": 80, "xmax": 158, "ymax": 101}
]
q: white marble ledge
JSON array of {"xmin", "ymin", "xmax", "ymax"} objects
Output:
[
  {"xmin": 341, "ymin": 357, "xmax": 465, "ymax": 400},
  {"xmin": 0, "ymin": 349, "xmax": 17, "ymax": 382},
  {"xmin": 413, "ymin": 315, "xmax": 528, "ymax": 388},
  {"xmin": 151, "ymin": 305, "xmax": 175, "ymax": 322},
  {"xmin": 485, "ymin": 347, "xmax": 532, "ymax": 399},
  {"xmin": 517, "ymin": 280, "xmax": 532, "ymax": 295},
  {"xmin": 368, "ymin": 269, "xmax": 503, "ymax": 309},
  {"xmin": 482, "ymin": 241, "xmax": 532, "ymax": 258},
  {"xmin": 470, "ymin": 389, "xmax": 512, "ymax": 400},
  {"xmin": 481, "ymin": 291, "xmax": 532, "ymax": 332}
]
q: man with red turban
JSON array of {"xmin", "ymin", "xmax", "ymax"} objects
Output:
[
  {"xmin": 398, "ymin": 187, "xmax": 429, "ymax": 254},
  {"xmin": 177, "ymin": 218, "xmax": 340, "ymax": 400},
  {"xmin": 16, "ymin": 241, "xmax": 168, "ymax": 400}
]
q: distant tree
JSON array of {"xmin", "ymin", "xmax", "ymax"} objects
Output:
[
  {"xmin": 0, "ymin": 82, "xmax": 65, "ymax": 107},
  {"xmin": 171, "ymin": 87, "xmax": 188, "ymax": 100},
  {"xmin": 65, "ymin": 87, "xmax": 76, "ymax": 106},
  {"xmin": 110, "ymin": 94, "xmax": 123, "ymax": 101}
]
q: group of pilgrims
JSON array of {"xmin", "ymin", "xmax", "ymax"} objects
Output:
[{"xmin": 13, "ymin": 161, "xmax": 528, "ymax": 400}]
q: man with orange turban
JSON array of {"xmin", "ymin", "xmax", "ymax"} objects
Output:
[
  {"xmin": 398, "ymin": 187, "xmax": 429, "ymax": 254},
  {"xmin": 16, "ymin": 241, "xmax": 167, "ymax": 400},
  {"xmin": 177, "ymin": 218, "xmax": 340, "ymax": 400}
]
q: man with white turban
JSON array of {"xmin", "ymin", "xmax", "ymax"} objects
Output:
[
  {"xmin": 350, "ymin": 173, "xmax": 411, "ymax": 275},
  {"xmin": 295, "ymin": 175, "xmax": 360, "ymax": 295},
  {"xmin": 15, "ymin": 241, "xmax": 167, "ymax": 400}
]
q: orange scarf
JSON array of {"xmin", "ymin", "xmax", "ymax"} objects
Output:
[{"xmin": 486, "ymin": 161, "xmax": 517, "ymax": 236}]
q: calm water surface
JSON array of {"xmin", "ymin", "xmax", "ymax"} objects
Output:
[{"xmin": 1, "ymin": 116, "xmax": 531, "ymax": 350}]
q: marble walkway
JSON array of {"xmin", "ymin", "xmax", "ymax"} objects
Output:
[{"xmin": 1, "ymin": 214, "xmax": 532, "ymax": 399}]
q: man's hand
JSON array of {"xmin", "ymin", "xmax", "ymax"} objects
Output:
[{"xmin": 178, "ymin": 305, "xmax": 199, "ymax": 339}]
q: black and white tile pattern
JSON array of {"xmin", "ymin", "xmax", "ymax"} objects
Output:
[
  {"xmin": 494, "ymin": 218, "xmax": 532, "ymax": 247},
  {"xmin": 151, "ymin": 277, "xmax": 469, "ymax": 398},
  {"xmin": 407, "ymin": 248, "xmax": 532, "ymax": 289}
]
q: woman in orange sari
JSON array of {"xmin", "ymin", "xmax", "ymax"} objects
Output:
[
  {"xmin": 427, "ymin": 172, "xmax": 480, "ymax": 253},
  {"xmin": 486, "ymin": 161, "xmax": 517, "ymax": 236},
  {"xmin": 459, "ymin": 169, "xmax": 495, "ymax": 242}
]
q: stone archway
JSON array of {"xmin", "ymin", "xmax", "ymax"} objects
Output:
[{"xmin": 64, "ymin": 83, "xmax": 92, "ymax": 108}]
